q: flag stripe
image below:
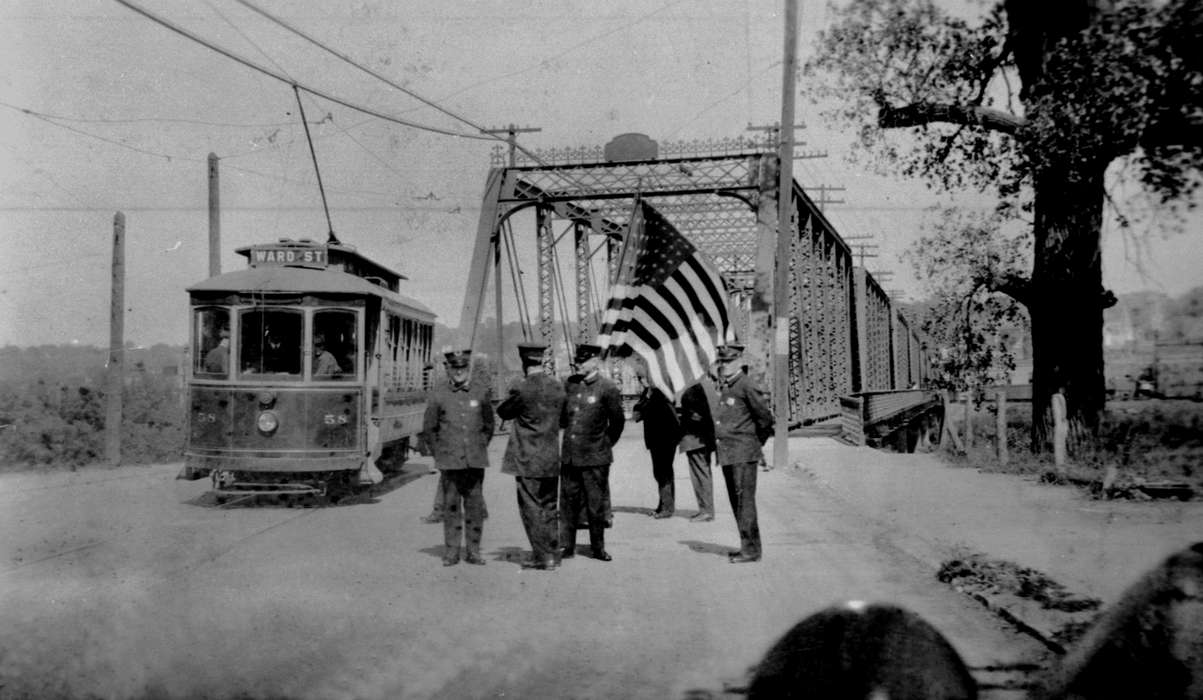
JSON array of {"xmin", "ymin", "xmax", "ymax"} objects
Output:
[
  {"xmin": 597, "ymin": 200, "xmax": 733, "ymax": 398},
  {"xmin": 684, "ymin": 254, "xmax": 730, "ymax": 331}
]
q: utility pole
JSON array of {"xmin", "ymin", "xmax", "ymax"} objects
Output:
[
  {"xmin": 809, "ymin": 184, "xmax": 846, "ymax": 212},
  {"xmin": 483, "ymin": 124, "xmax": 542, "ymax": 167},
  {"xmin": 772, "ymin": 0, "xmax": 799, "ymax": 471},
  {"xmin": 208, "ymin": 153, "xmax": 220, "ymax": 277},
  {"xmin": 106, "ymin": 212, "xmax": 125, "ymax": 466}
]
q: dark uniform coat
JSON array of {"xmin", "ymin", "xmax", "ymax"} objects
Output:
[
  {"xmin": 713, "ymin": 372, "xmax": 773, "ymax": 466},
  {"xmin": 422, "ymin": 381, "xmax": 495, "ymax": 470},
  {"xmin": 497, "ymin": 370, "xmax": 565, "ymax": 478},
  {"xmin": 678, "ymin": 376, "xmax": 718, "ymax": 453},
  {"xmin": 560, "ymin": 373, "xmax": 625, "ymax": 466},
  {"xmin": 632, "ymin": 386, "xmax": 681, "ymax": 450}
]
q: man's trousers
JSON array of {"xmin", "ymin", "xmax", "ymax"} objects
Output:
[
  {"xmin": 721, "ymin": 461, "xmax": 761, "ymax": 557},
  {"xmin": 516, "ymin": 475, "xmax": 559, "ymax": 560},
  {"xmin": 440, "ymin": 468, "xmax": 485, "ymax": 556}
]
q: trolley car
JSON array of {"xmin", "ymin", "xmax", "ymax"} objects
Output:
[{"xmin": 180, "ymin": 238, "xmax": 435, "ymax": 502}]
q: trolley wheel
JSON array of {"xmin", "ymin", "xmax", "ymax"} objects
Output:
[{"xmin": 323, "ymin": 471, "xmax": 356, "ymax": 505}]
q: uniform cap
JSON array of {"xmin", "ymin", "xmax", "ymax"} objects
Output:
[
  {"xmin": 443, "ymin": 349, "xmax": 472, "ymax": 368},
  {"xmin": 715, "ymin": 343, "xmax": 745, "ymax": 362},
  {"xmin": 574, "ymin": 343, "xmax": 602, "ymax": 364},
  {"xmin": 517, "ymin": 343, "xmax": 548, "ymax": 364}
]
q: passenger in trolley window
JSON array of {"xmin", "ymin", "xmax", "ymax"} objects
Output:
[
  {"xmin": 311, "ymin": 334, "xmax": 341, "ymax": 378},
  {"xmin": 202, "ymin": 326, "xmax": 230, "ymax": 374},
  {"xmin": 559, "ymin": 343, "xmax": 624, "ymax": 562},
  {"xmin": 497, "ymin": 342, "xmax": 566, "ymax": 571},
  {"xmin": 421, "ymin": 349, "xmax": 495, "ymax": 566},
  {"xmin": 713, "ymin": 343, "xmax": 773, "ymax": 564}
]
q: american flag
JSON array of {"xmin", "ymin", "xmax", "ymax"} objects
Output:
[{"xmin": 597, "ymin": 200, "xmax": 734, "ymax": 398}]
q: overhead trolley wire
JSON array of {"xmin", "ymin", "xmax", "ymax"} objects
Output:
[{"xmin": 110, "ymin": 0, "xmax": 493, "ymax": 141}]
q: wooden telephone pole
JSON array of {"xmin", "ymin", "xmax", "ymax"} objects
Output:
[
  {"xmin": 106, "ymin": 212, "xmax": 125, "ymax": 465},
  {"xmin": 772, "ymin": 0, "xmax": 799, "ymax": 470}
]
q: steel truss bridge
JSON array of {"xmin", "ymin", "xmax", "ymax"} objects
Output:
[{"xmin": 459, "ymin": 134, "xmax": 928, "ymax": 428}]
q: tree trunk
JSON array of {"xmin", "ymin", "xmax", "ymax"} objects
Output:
[{"xmin": 1027, "ymin": 166, "xmax": 1108, "ymax": 452}]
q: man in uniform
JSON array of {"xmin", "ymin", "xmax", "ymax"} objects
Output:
[
  {"xmin": 559, "ymin": 343, "xmax": 624, "ymax": 562},
  {"xmin": 678, "ymin": 370, "xmax": 720, "ymax": 522},
  {"xmin": 713, "ymin": 343, "xmax": 773, "ymax": 563},
  {"xmin": 421, "ymin": 349, "xmax": 495, "ymax": 566},
  {"xmin": 497, "ymin": 342, "xmax": 565, "ymax": 571}
]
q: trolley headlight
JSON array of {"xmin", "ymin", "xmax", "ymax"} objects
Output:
[{"xmin": 257, "ymin": 410, "xmax": 279, "ymax": 434}]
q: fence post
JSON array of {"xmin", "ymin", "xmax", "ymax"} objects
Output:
[
  {"xmin": 963, "ymin": 392, "xmax": 973, "ymax": 449},
  {"xmin": 996, "ymin": 390, "xmax": 1008, "ymax": 466},
  {"xmin": 940, "ymin": 391, "xmax": 964, "ymax": 453},
  {"xmin": 1052, "ymin": 391, "xmax": 1068, "ymax": 472}
]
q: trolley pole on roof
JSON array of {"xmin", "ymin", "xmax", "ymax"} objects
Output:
[
  {"xmin": 106, "ymin": 212, "xmax": 125, "ymax": 466},
  {"xmin": 208, "ymin": 153, "xmax": 221, "ymax": 277},
  {"xmin": 772, "ymin": 0, "xmax": 800, "ymax": 470}
]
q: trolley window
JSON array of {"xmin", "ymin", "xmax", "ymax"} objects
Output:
[
  {"xmin": 239, "ymin": 309, "xmax": 303, "ymax": 379},
  {"xmin": 312, "ymin": 309, "xmax": 358, "ymax": 381},
  {"xmin": 194, "ymin": 307, "xmax": 230, "ymax": 378}
]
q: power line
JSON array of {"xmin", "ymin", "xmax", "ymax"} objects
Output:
[
  {"xmin": 110, "ymin": 0, "xmax": 493, "ymax": 141},
  {"xmin": 0, "ymin": 99, "xmax": 295, "ymax": 129},
  {"xmin": 233, "ymin": 0, "xmax": 494, "ymax": 137}
]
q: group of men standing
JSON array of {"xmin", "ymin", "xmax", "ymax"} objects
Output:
[
  {"xmin": 633, "ymin": 343, "xmax": 774, "ymax": 563},
  {"xmin": 419, "ymin": 339, "xmax": 772, "ymax": 570}
]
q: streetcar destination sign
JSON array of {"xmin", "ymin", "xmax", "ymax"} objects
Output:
[{"xmin": 248, "ymin": 246, "xmax": 328, "ymax": 268}]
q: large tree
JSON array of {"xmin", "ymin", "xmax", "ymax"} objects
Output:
[{"xmin": 805, "ymin": 0, "xmax": 1202, "ymax": 449}]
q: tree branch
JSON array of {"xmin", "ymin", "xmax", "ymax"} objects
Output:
[
  {"xmin": 873, "ymin": 90, "xmax": 1027, "ymax": 135},
  {"xmin": 981, "ymin": 271, "xmax": 1032, "ymax": 307}
]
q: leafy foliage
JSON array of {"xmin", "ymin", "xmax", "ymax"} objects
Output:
[
  {"xmin": 904, "ymin": 209, "xmax": 1030, "ymax": 393},
  {"xmin": 804, "ymin": 0, "xmax": 1202, "ymax": 446},
  {"xmin": 0, "ymin": 345, "xmax": 186, "ymax": 469}
]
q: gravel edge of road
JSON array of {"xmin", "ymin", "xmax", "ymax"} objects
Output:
[{"xmin": 789, "ymin": 464, "xmax": 1089, "ymax": 662}]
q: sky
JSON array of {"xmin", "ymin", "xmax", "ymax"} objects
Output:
[{"xmin": 0, "ymin": 0, "xmax": 1199, "ymax": 349}]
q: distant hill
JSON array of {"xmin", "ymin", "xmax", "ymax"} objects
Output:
[{"xmin": 1105, "ymin": 286, "xmax": 1203, "ymax": 348}]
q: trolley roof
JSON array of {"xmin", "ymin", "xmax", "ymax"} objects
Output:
[{"xmin": 188, "ymin": 267, "xmax": 435, "ymax": 320}]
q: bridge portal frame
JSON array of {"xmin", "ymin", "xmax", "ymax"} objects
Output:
[{"xmin": 458, "ymin": 142, "xmax": 919, "ymax": 426}]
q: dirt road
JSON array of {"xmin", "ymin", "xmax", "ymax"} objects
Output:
[{"xmin": 0, "ymin": 436, "xmax": 1047, "ymax": 699}]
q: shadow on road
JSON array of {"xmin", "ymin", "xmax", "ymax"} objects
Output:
[
  {"xmin": 613, "ymin": 504, "xmax": 657, "ymax": 517},
  {"xmin": 180, "ymin": 464, "xmax": 433, "ymax": 509},
  {"xmin": 680, "ymin": 539, "xmax": 736, "ymax": 557}
]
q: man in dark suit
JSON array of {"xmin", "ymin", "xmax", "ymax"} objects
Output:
[
  {"xmin": 497, "ymin": 342, "xmax": 565, "ymax": 571},
  {"xmin": 559, "ymin": 343, "xmax": 625, "ymax": 562},
  {"xmin": 421, "ymin": 349, "xmax": 495, "ymax": 567},
  {"xmin": 713, "ymin": 343, "xmax": 773, "ymax": 563},
  {"xmin": 678, "ymin": 371, "xmax": 720, "ymax": 522},
  {"xmin": 632, "ymin": 380, "xmax": 681, "ymax": 518}
]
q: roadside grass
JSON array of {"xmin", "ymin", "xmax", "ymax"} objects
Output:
[{"xmin": 939, "ymin": 399, "xmax": 1203, "ymax": 499}]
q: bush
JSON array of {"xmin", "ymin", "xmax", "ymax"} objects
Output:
[
  {"xmin": 941, "ymin": 399, "xmax": 1203, "ymax": 496},
  {"xmin": 0, "ymin": 374, "xmax": 185, "ymax": 471}
]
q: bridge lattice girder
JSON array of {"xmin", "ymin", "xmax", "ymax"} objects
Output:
[{"xmin": 462, "ymin": 148, "xmax": 927, "ymax": 425}]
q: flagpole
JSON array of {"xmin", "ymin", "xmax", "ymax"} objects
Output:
[{"xmin": 772, "ymin": 0, "xmax": 800, "ymax": 470}]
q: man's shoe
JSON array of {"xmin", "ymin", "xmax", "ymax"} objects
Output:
[
  {"xmin": 560, "ymin": 546, "xmax": 575, "ymax": 559},
  {"xmin": 592, "ymin": 548, "xmax": 612, "ymax": 562},
  {"xmin": 689, "ymin": 513, "xmax": 714, "ymax": 522},
  {"xmin": 421, "ymin": 513, "xmax": 443, "ymax": 524},
  {"xmin": 652, "ymin": 510, "xmax": 673, "ymax": 519},
  {"xmin": 442, "ymin": 552, "xmax": 460, "ymax": 566},
  {"xmin": 728, "ymin": 552, "xmax": 761, "ymax": 564},
  {"xmin": 543, "ymin": 554, "xmax": 559, "ymax": 571},
  {"xmin": 464, "ymin": 552, "xmax": 486, "ymax": 566}
]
